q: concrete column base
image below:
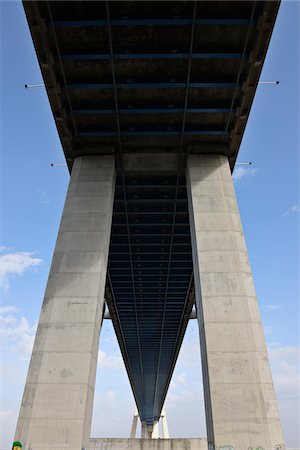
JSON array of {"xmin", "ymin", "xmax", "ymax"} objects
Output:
[{"xmin": 89, "ymin": 438, "xmax": 208, "ymax": 450}]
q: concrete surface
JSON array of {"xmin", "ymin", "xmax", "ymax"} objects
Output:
[
  {"xmin": 14, "ymin": 155, "xmax": 116, "ymax": 450},
  {"xmin": 89, "ymin": 438, "xmax": 208, "ymax": 450},
  {"xmin": 186, "ymin": 154, "xmax": 284, "ymax": 450}
]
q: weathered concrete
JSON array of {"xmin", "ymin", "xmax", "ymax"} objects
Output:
[
  {"xmin": 186, "ymin": 154, "xmax": 284, "ymax": 450},
  {"xmin": 14, "ymin": 155, "xmax": 116, "ymax": 450},
  {"xmin": 89, "ymin": 438, "xmax": 207, "ymax": 450},
  {"xmin": 123, "ymin": 153, "xmax": 179, "ymax": 173}
]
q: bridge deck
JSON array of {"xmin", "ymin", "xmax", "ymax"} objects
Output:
[{"xmin": 107, "ymin": 173, "xmax": 194, "ymax": 424}]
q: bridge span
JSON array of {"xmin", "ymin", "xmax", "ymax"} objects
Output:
[{"xmin": 15, "ymin": 2, "xmax": 284, "ymax": 449}]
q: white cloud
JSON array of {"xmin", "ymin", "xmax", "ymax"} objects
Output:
[
  {"xmin": 0, "ymin": 250, "xmax": 42, "ymax": 291},
  {"xmin": 0, "ymin": 409, "xmax": 18, "ymax": 450},
  {"xmin": 232, "ymin": 166, "xmax": 260, "ymax": 182},
  {"xmin": 98, "ymin": 349, "xmax": 123, "ymax": 370},
  {"xmin": 176, "ymin": 372, "xmax": 187, "ymax": 385},
  {"xmin": 0, "ymin": 305, "xmax": 20, "ymax": 314},
  {"xmin": 268, "ymin": 345, "xmax": 300, "ymax": 363},
  {"xmin": 91, "ymin": 389, "xmax": 135, "ymax": 438},
  {"xmin": 37, "ymin": 188, "xmax": 50, "ymax": 206},
  {"xmin": 0, "ymin": 307, "xmax": 37, "ymax": 354},
  {"xmin": 265, "ymin": 304, "xmax": 281, "ymax": 311},
  {"xmin": 291, "ymin": 205, "xmax": 300, "ymax": 213},
  {"xmin": 171, "ymin": 372, "xmax": 187, "ymax": 389},
  {"xmin": 283, "ymin": 204, "xmax": 300, "ymax": 216},
  {"xmin": 263, "ymin": 324, "xmax": 274, "ymax": 336},
  {"xmin": 268, "ymin": 345, "xmax": 300, "ymax": 446}
]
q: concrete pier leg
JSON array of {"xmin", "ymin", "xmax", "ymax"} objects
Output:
[
  {"xmin": 14, "ymin": 155, "xmax": 116, "ymax": 450},
  {"xmin": 141, "ymin": 422, "xmax": 152, "ymax": 439},
  {"xmin": 130, "ymin": 409, "xmax": 139, "ymax": 438},
  {"xmin": 186, "ymin": 155, "xmax": 284, "ymax": 450},
  {"xmin": 161, "ymin": 409, "xmax": 170, "ymax": 439},
  {"xmin": 152, "ymin": 420, "xmax": 159, "ymax": 439}
]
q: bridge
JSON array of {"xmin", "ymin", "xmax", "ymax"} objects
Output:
[{"xmin": 15, "ymin": 2, "xmax": 284, "ymax": 450}]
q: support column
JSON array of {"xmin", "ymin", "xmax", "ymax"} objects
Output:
[
  {"xmin": 130, "ymin": 409, "xmax": 139, "ymax": 438},
  {"xmin": 161, "ymin": 409, "xmax": 170, "ymax": 439},
  {"xmin": 152, "ymin": 420, "xmax": 159, "ymax": 439},
  {"xmin": 141, "ymin": 422, "xmax": 152, "ymax": 439},
  {"xmin": 186, "ymin": 155, "xmax": 284, "ymax": 450},
  {"xmin": 15, "ymin": 155, "xmax": 116, "ymax": 450}
]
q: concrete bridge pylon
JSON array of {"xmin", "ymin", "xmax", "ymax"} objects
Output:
[
  {"xmin": 14, "ymin": 154, "xmax": 284, "ymax": 449},
  {"xmin": 131, "ymin": 407, "xmax": 170, "ymax": 439}
]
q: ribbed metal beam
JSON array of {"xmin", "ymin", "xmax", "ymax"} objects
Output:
[
  {"xmin": 75, "ymin": 130, "xmax": 228, "ymax": 137},
  {"xmin": 62, "ymin": 52, "xmax": 245, "ymax": 60},
  {"xmin": 68, "ymin": 82, "xmax": 239, "ymax": 89},
  {"xmin": 74, "ymin": 107, "xmax": 231, "ymax": 114},
  {"xmin": 53, "ymin": 18, "xmax": 253, "ymax": 27}
]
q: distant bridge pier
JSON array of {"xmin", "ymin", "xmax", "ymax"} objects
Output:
[
  {"xmin": 132, "ymin": 407, "xmax": 169, "ymax": 439},
  {"xmin": 141, "ymin": 422, "xmax": 155, "ymax": 439},
  {"xmin": 186, "ymin": 154, "xmax": 284, "ymax": 449}
]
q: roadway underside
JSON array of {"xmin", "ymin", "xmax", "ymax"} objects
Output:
[{"xmin": 106, "ymin": 172, "xmax": 194, "ymax": 426}]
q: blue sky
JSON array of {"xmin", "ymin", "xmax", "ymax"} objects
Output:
[{"xmin": 0, "ymin": 1, "xmax": 299, "ymax": 449}]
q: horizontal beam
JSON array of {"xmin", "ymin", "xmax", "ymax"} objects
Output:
[
  {"xmin": 111, "ymin": 233, "xmax": 190, "ymax": 236},
  {"xmin": 62, "ymin": 52, "xmax": 245, "ymax": 60},
  {"xmin": 53, "ymin": 18, "xmax": 253, "ymax": 27},
  {"xmin": 113, "ymin": 212, "xmax": 189, "ymax": 215},
  {"xmin": 112, "ymin": 223, "xmax": 189, "ymax": 226},
  {"xmin": 104, "ymin": 309, "xmax": 195, "ymax": 320},
  {"xmin": 74, "ymin": 107, "xmax": 230, "ymax": 114},
  {"xmin": 76, "ymin": 130, "xmax": 228, "ymax": 137},
  {"xmin": 109, "ymin": 263, "xmax": 190, "ymax": 266},
  {"xmin": 111, "ymin": 251, "xmax": 191, "ymax": 254},
  {"xmin": 68, "ymin": 82, "xmax": 238, "ymax": 89},
  {"xmin": 115, "ymin": 185, "xmax": 186, "ymax": 188}
]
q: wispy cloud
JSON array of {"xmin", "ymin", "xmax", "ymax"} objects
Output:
[
  {"xmin": 0, "ymin": 305, "xmax": 20, "ymax": 315},
  {"xmin": 265, "ymin": 304, "xmax": 281, "ymax": 311},
  {"xmin": 267, "ymin": 345, "xmax": 300, "ymax": 444},
  {"xmin": 0, "ymin": 246, "xmax": 10, "ymax": 252},
  {"xmin": 232, "ymin": 166, "xmax": 260, "ymax": 182},
  {"xmin": 0, "ymin": 306, "xmax": 37, "ymax": 354},
  {"xmin": 268, "ymin": 345, "xmax": 300, "ymax": 363},
  {"xmin": 0, "ymin": 410, "xmax": 18, "ymax": 450},
  {"xmin": 37, "ymin": 188, "xmax": 50, "ymax": 206},
  {"xmin": 91, "ymin": 389, "xmax": 135, "ymax": 437},
  {"xmin": 283, "ymin": 204, "xmax": 300, "ymax": 216},
  {"xmin": 0, "ymin": 250, "xmax": 42, "ymax": 291},
  {"xmin": 98, "ymin": 349, "xmax": 123, "ymax": 370},
  {"xmin": 170, "ymin": 372, "xmax": 187, "ymax": 388}
]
